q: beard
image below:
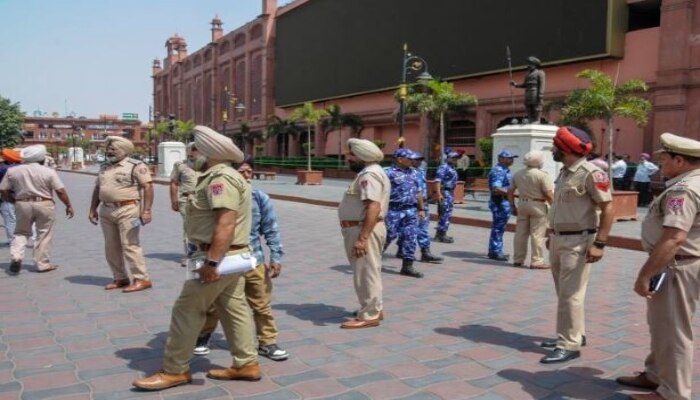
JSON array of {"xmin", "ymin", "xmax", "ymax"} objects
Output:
[
  {"xmin": 193, "ymin": 156, "xmax": 208, "ymax": 172},
  {"xmin": 348, "ymin": 160, "xmax": 365, "ymax": 173},
  {"xmin": 552, "ymin": 150, "xmax": 564, "ymax": 162}
]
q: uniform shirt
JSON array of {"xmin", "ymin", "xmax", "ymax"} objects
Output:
[
  {"xmin": 250, "ymin": 189, "xmax": 283, "ymax": 264},
  {"xmin": 488, "ymin": 164, "xmax": 512, "ymax": 192},
  {"xmin": 0, "ymin": 163, "xmax": 64, "ymax": 199},
  {"xmin": 611, "ymin": 159, "xmax": 627, "ymax": 179},
  {"xmin": 435, "ymin": 163, "xmax": 458, "ymax": 190},
  {"xmin": 96, "ymin": 158, "xmax": 152, "ymax": 203},
  {"xmin": 338, "ymin": 163, "xmax": 390, "ymax": 221},
  {"xmin": 186, "ymin": 163, "xmax": 251, "ymax": 247},
  {"xmin": 634, "ymin": 160, "xmax": 660, "ymax": 183},
  {"xmin": 170, "ymin": 161, "xmax": 197, "ymax": 197},
  {"xmin": 512, "ymin": 167, "xmax": 554, "ymax": 201},
  {"xmin": 641, "ymin": 169, "xmax": 700, "ymax": 255},
  {"xmin": 384, "ymin": 165, "xmax": 420, "ymax": 207},
  {"xmin": 413, "ymin": 166, "xmax": 428, "ymax": 200},
  {"xmin": 549, "ymin": 157, "xmax": 612, "ymax": 232}
]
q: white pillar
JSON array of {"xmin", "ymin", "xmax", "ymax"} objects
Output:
[{"xmin": 158, "ymin": 141, "xmax": 186, "ymax": 177}]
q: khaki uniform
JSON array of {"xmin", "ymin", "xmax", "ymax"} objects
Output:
[
  {"xmin": 338, "ymin": 163, "xmax": 390, "ymax": 321},
  {"xmin": 640, "ymin": 169, "xmax": 700, "ymax": 400},
  {"xmin": 549, "ymin": 158, "xmax": 612, "ymax": 350},
  {"xmin": 512, "ymin": 167, "xmax": 554, "ymax": 266},
  {"xmin": 0, "ymin": 164, "xmax": 64, "ymax": 270},
  {"xmin": 96, "ymin": 158, "xmax": 152, "ymax": 281},
  {"xmin": 170, "ymin": 161, "xmax": 197, "ymax": 253},
  {"xmin": 161, "ymin": 163, "xmax": 256, "ymax": 373}
]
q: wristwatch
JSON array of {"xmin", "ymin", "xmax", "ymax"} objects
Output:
[
  {"xmin": 592, "ymin": 240, "xmax": 607, "ymax": 249},
  {"xmin": 205, "ymin": 259, "xmax": 219, "ymax": 268}
]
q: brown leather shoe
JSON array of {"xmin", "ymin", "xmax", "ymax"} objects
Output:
[
  {"xmin": 628, "ymin": 393, "xmax": 665, "ymax": 400},
  {"xmin": 132, "ymin": 370, "xmax": 192, "ymax": 391},
  {"xmin": 207, "ymin": 363, "xmax": 261, "ymax": 381},
  {"xmin": 353, "ymin": 310, "xmax": 385, "ymax": 321},
  {"xmin": 530, "ymin": 264, "xmax": 551, "ymax": 270},
  {"xmin": 616, "ymin": 372, "xmax": 659, "ymax": 390},
  {"xmin": 341, "ymin": 318, "xmax": 380, "ymax": 329},
  {"xmin": 37, "ymin": 264, "xmax": 58, "ymax": 273},
  {"xmin": 105, "ymin": 279, "xmax": 130, "ymax": 290},
  {"xmin": 122, "ymin": 279, "xmax": 152, "ymax": 293}
]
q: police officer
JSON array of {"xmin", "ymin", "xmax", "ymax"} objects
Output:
[
  {"xmin": 89, "ymin": 137, "xmax": 154, "ymax": 293},
  {"xmin": 339, "ymin": 138, "xmax": 390, "ymax": 329},
  {"xmin": 170, "ymin": 142, "xmax": 199, "ymax": 266},
  {"xmin": 540, "ymin": 126, "xmax": 614, "ymax": 364},
  {"xmin": 405, "ymin": 151, "xmax": 443, "ymax": 263},
  {"xmin": 133, "ymin": 125, "xmax": 260, "ymax": 390},
  {"xmin": 507, "ymin": 150, "xmax": 554, "ymax": 269},
  {"xmin": 0, "ymin": 149, "xmax": 21, "ymax": 245},
  {"xmin": 488, "ymin": 150, "xmax": 517, "ymax": 261},
  {"xmin": 0, "ymin": 145, "xmax": 74, "ymax": 274},
  {"xmin": 617, "ymin": 133, "xmax": 700, "ymax": 400},
  {"xmin": 384, "ymin": 148, "xmax": 424, "ymax": 278},
  {"xmin": 434, "ymin": 150, "xmax": 463, "ymax": 243}
]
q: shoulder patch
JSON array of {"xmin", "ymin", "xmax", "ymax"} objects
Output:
[
  {"xmin": 592, "ymin": 171, "xmax": 610, "ymax": 192},
  {"xmin": 137, "ymin": 165, "xmax": 149, "ymax": 175},
  {"xmin": 667, "ymin": 196, "xmax": 685, "ymax": 211},
  {"xmin": 210, "ymin": 183, "xmax": 224, "ymax": 196}
]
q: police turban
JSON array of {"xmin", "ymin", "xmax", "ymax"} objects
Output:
[
  {"xmin": 106, "ymin": 136, "xmax": 135, "ymax": 154},
  {"xmin": 553, "ymin": 126, "xmax": 593, "ymax": 156},
  {"xmin": 347, "ymin": 138, "xmax": 383, "ymax": 163},
  {"xmin": 523, "ymin": 150, "xmax": 544, "ymax": 168},
  {"xmin": 194, "ymin": 125, "xmax": 244, "ymax": 163},
  {"xmin": 21, "ymin": 145, "xmax": 47, "ymax": 163}
]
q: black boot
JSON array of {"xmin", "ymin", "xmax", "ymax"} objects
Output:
[
  {"xmin": 400, "ymin": 259, "xmax": 424, "ymax": 278},
  {"xmin": 433, "ymin": 231, "xmax": 454, "ymax": 243},
  {"xmin": 420, "ymin": 248, "xmax": 443, "ymax": 264}
]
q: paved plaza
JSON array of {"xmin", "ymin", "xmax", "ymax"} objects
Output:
[{"xmin": 0, "ymin": 172, "xmax": 698, "ymax": 400}]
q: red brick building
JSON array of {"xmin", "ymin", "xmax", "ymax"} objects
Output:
[{"xmin": 153, "ymin": 0, "xmax": 697, "ymax": 160}]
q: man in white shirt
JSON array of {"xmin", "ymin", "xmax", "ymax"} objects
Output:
[
  {"xmin": 611, "ymin": 154, "xmax": 627, "ymax": 191},
  {"xmin": 633, "ymin": 153, "xmax": 660, "ymax": 207}
]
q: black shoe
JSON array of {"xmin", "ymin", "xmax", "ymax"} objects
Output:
[
  {"xmin": 420, "ymin": 249, "xmax": 443, "ymax": 264},
  {"xmin": 488, "ymin": 253, "xmax": 509, "ymax": 261},
  {"xmin": 395, "ymin": 251, "xmax": 405, "ymax": 259},
  {"xmin": 399, "ymin": 260, "xmax": 424, "ymax": 278},
  {"xmin": 541, "ymin": 335, "xmax": 586, "ymax": 349},
  {"xmin": 539, "ymin": 348, "xmax": 580, "ymax": 364},
  {"xmin": 433, "ymin": 232, "xmax": 454, "ymax": 243},
  {"xmin": 9, "ymin": 259, "xmax": 21, "ymax": 274}
]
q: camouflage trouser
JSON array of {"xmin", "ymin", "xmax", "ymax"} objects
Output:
[{"xmin": 385, "ymin": 207, "xmax": 418, "ymax": 261}]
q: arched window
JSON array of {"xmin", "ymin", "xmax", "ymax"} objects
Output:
[
  {"xmin": 250, "ymin": 24, "xmax": 263, "ymax": 40},
  {"xmin": 234, "ymin": 33, "xmax": 246, "ymax": 48}
]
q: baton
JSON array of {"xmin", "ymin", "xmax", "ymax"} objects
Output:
[{"xmin": 506, "ymin": 45, "xmax": 516, "ymax": 117}]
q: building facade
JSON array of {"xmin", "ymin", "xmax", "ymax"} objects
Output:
[{"xmin": 153, "ymin": 0, "xmax": 696, "ymax": 162}]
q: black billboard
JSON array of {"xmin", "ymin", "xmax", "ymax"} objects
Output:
[{"xmin": 275, "ymin": 0, "xmax": 627, "ymax": 107}]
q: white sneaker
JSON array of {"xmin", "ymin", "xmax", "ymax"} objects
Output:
[{"xmin": 193, "ymin": 345, "xmax": 210, "ymax": 356}]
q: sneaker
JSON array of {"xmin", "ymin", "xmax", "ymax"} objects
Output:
[
  {"xmin": 193, "ymin": 333, "xmax": 211, "ymax": 356},
  {"xmin": 258, "ymin": 344, "xmax": 288, "ymax": 361}
]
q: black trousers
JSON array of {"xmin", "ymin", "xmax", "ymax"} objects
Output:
[{"xmin": 635, "ymin": 182, "xmax": 651, "ymax": 206}]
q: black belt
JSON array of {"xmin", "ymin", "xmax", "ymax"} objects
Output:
[
  {"xmin": 196, "ymin": 243, "xmax": 248, "ymax": 252},
  {"xmin": 389, "ymin": 203, "xmax": 417, "ymax": 210},
  {"xmin": 554, "ymin": 229, "xmax": 597, "ymax": 236}
]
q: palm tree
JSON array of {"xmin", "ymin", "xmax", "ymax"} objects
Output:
[
  {"xmin": 266, "ymin": 115, "xmax": 302, "ymax": 159},
  {"xmin": 320, "ymin": 104, "xmax": 365, "ymax": 167},
  {"xmin": 403, "ymin": 79, "xmax": 477, "ymax": 163},
  {"xmin": 173, "ymin": 120, "xmax": 195, "ymax": 143},
  {"xmin": 561, "ymin": 68, "xmax": 651, "ymax": 177},
  {"xmin": 289, "ymin": 102, "xmax": 329, "ymax": 171}
]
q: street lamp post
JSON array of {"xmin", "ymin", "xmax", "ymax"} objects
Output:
[
  {"xmin": 221, "ymin": 86, "xmax": 246, "ymax": 137},
  {"xmin": 397, "ymin": 44, "xmax": 432, "ymax": 148}
]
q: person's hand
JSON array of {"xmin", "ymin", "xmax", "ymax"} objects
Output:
[
  {"xmin": 65, "ymin": 206, "xmax": 74, "ymax": 219},
  {"xmin": 193, "ymin": 265, "xmax": 220, "ymax": 284},
  {"xmin": 267, "ymin": 262, "xmax": 282, "ymax": 279},
  {"xmin": 418, "ymin": 210, "xmax": 426, "ymax": 221},
  {"xmin": 586, "ymin": 246, "xmax": 604, "ymax": 263},
  {"xmin": 353, "ymin": 237, "xmax": 368, "ymax": 258},
  {"xmin": 171, "ymin": 202, "xmax": 179, "ymax": 212},
  {"xmin": 141, "ymin": 210, "xmax": 152, "ymax": 225},
  {"xmin": 88, "ymin": 209, "xmax": 99, "ymax": 225},
  {"xmin": 634, "ymin": 273, "xmax": 653, "ymax": 298}
]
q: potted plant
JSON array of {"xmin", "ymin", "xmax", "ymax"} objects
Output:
[{"xmin": 289, "ymin": 102, "xmax": 329, "ymax": 185}]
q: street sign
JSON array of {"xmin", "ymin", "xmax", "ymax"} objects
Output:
[{"xmin": 122, "ymin": 113, "xmax": 139, "ymax": 121}]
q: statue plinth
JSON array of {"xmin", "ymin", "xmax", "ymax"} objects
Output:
[{"xmin": 491, "ymin": 124, "xmax": 560, "ymax": 178}]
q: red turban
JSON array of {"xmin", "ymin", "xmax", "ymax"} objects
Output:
[{"xmin": 553, "ymin": 126, "xmax": 593, "ymax": 156}]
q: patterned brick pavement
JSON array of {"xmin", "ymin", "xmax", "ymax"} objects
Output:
[{"xmin": 0, "ymin": 172, "xmax": 698, "ymax": 400}]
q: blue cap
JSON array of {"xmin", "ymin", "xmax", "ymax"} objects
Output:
[
  {"xmin": 497, "ymin": 150, "xmax": 518, "ymax": 158},
  {"xmin": 446, "ymin": 151, "xmax": 462, "ymax": 159},
  {"xmin": 408, "ymin": 151, "xmax": 424, "ymax": 160},
  {"xmin": 393, "ymin": 148, "xmax": 412, "ymax": 158}
]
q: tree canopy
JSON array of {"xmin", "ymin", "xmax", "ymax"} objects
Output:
[{"xmin": 0, "ymin": 96, "xmax": 25, "ymax": 148}]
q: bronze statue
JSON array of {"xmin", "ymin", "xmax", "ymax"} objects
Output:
[{"xmin": 510, "ymin": 56, "xmax": 545, "ymax": 124}]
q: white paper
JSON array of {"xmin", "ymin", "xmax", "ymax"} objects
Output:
[{"xmin": 187, "ymin": 253, "xmax": 257, "ymax": 280}]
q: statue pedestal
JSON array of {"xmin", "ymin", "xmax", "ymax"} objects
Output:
[
  {"xmin": 158, "ymin": 142, "xmax": 186, "ymax": 177},
  {"xmin": 491, "ymin": 124, "xmax": 560, "ymax": 178}
]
